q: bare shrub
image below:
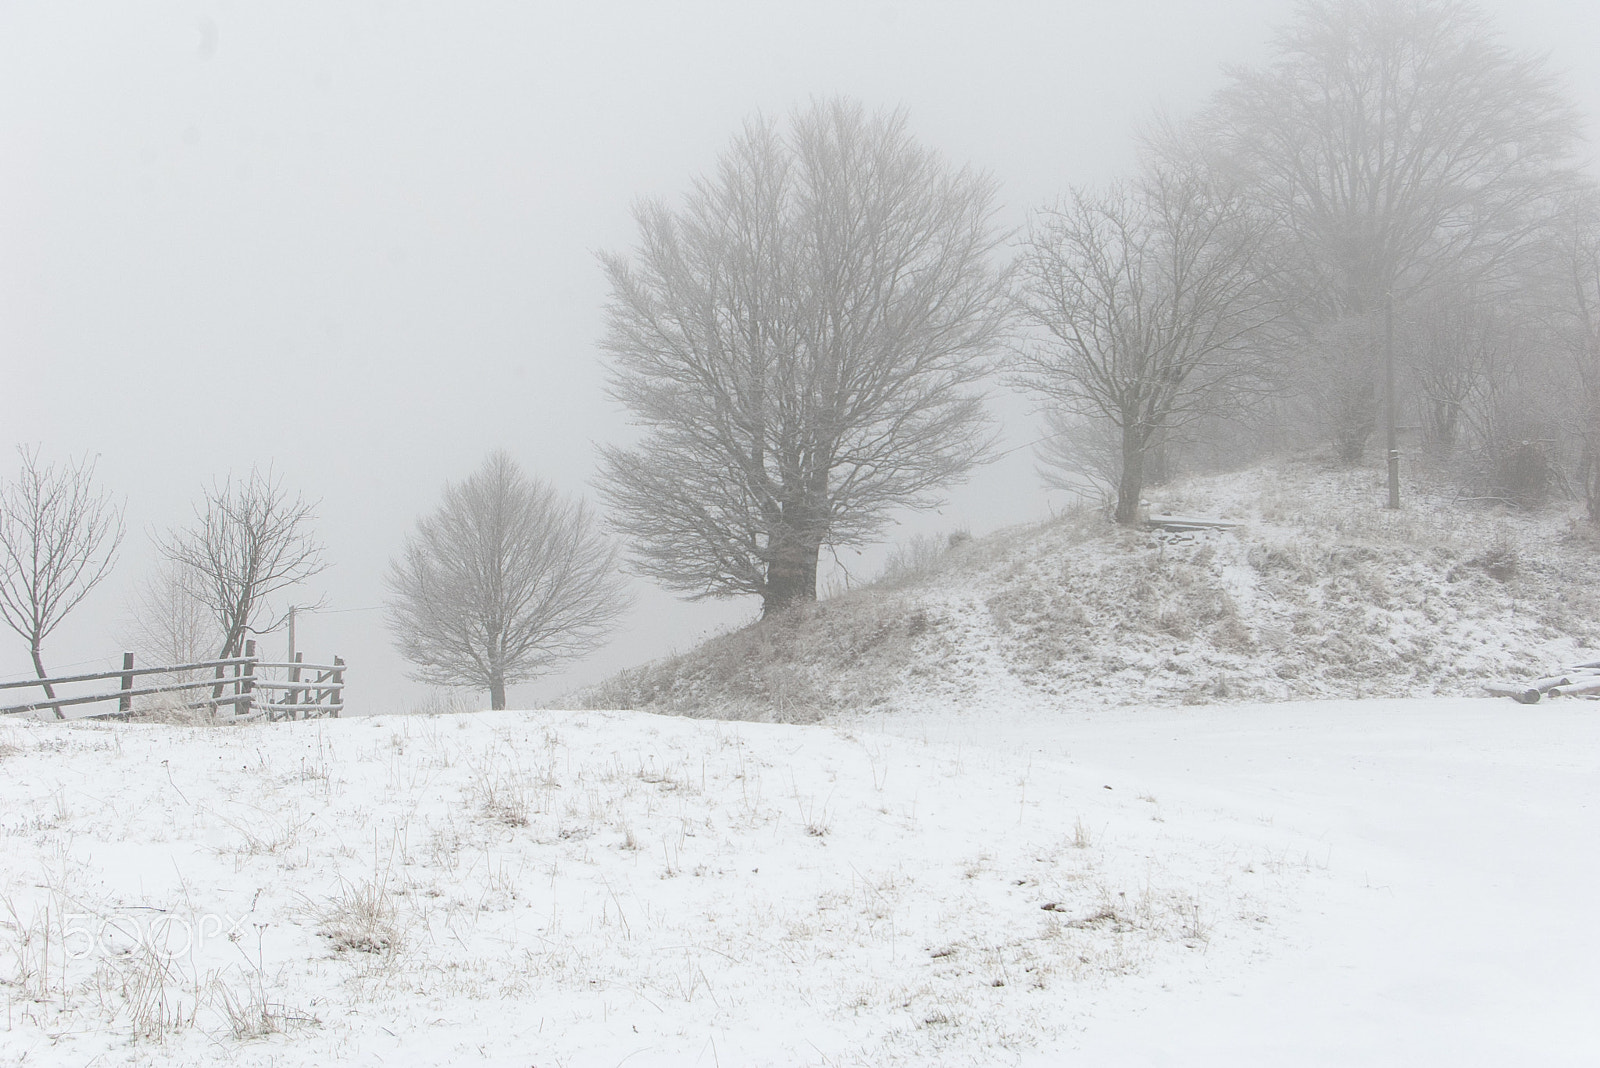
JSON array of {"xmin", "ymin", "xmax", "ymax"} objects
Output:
[
  {"xmin": 1469, "ymin": 532, "xmax": 1520, "ymax": 582},
  {"xmin": 1490, "ymin": 441, "xmax": 1554, "ymax": 510},
  {"xmin": 879, "ymin": 535, "xmax": 955, "ymax": 586}
]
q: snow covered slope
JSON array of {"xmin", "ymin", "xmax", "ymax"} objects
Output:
[{"xmin": 583, "ymin": 461, "xmax": 1600, "ymax": 720}]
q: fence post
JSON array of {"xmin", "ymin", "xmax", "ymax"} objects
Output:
[
  {"xmin": 291, "ymin": 652, "xmax": 303, "ymax": 717},
  {"xmin": 331, "ymin": 656, "xmax": 344, "ymax": 717},
  {"xmin": 119, "ymin": 652, "xmax": 134, "ymax": 714},
  {"xmin": 238, "ymin": 640, "xmax": 256, "ymax": 718}
]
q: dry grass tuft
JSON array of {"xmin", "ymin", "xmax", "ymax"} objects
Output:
[{"xmin": 314, "ymin": 876, "xmax": 401, "ymax": 955}]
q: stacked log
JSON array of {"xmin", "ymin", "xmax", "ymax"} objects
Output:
[{"xmin": 1485, "ymin": 660, "xmax": 1600, "ymax": 704}]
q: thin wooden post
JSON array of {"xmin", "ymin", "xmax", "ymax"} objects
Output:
[
  {"xmin": 331, "ymin": 656, "xmax": 344, "ymax": 717},
  {"xmin": 291, "ymin": 651, "xmax": 304, "ymax": 716},
  {"xmin": 119, "ymin": 652, "xmax": 134, "ymax": 713}
]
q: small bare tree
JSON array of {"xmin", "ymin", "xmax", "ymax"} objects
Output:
[
  {"xmin": 159, "ymin": 468, "xmax": 327, "ymax": 659},
  {"xmin": 0, "ymin": 447, "xmax": 125, "ymax": 714},
  {"xmin": 1015, "ymin": 169, "xmax": 1284, "ymax": 524},
  {"xmin": 120, "ymin": 558, "xmax": 218, "ymax": 671},
  {"xmin": 386, "ymin": 452, "xmax": 627, "ymax": 710},
  {"xmin": 599, "ymin": 99, "xmax": 1009, "ymax": 615}
]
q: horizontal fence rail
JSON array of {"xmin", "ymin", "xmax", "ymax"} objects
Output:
[
  {"xmin": 0, "ymin": 642, "xmax": 344, "ymax": 721},
  {"xmin": 0, "ymin": 658, "xmax": 255, "ymax": 691}
]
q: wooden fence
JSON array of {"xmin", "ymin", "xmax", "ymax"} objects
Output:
[{"xmin": 0, "ymin": 640, "xmax": 344, "ymax": 721}]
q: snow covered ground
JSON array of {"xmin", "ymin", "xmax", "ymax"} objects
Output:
[
  {"xmin": 868, "ymin": 697, "xmax": 1600, "ymax": 1066},
  {"xmin": 1, "ymin": 696, "xmax": 1594, "ymax": 1066}
]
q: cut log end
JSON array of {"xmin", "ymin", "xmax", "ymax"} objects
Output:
[{"xmin": 1483, "ymin": 683, "xmax": 1542, "ymax": 704}]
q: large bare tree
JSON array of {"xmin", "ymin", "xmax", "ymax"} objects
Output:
[
  {"xmin": 386, "ymin": 452, "xmax": 626, "ymax": 710},
  {"xmin": 159, "ymin": 468, "xmax": 326, "ymax": 659},
  {"xmin": 1015, "ymin": 169, "xmax": 1284, "ymax": 524},
  {"xmin": 0, "ymin": 447, "xmax": 124, "ymax": 713},
  {"xmin": 1202, "ymin": 0, "xmax": 1578, "ymax": 505},
  {"xmin": 598, "ymin": 99, "xmax": 1010, "ymax": 616}
]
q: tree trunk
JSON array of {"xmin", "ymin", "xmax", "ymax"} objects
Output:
[
  {"xmin": 1114, "ymin": 423, "xmax": 1147, "ymax": 526},
  {"xmin": 761, "ymin": 525, "xmax": 821, "ymax": 617},
  {"xmin": 489, "ymin": 675, "xmax": 506, "ymax": 711},
  {"xmin": 30, "ymin": 645, "xmax": 62, "ymax": 719},
  {"xmin": 214, "ymin": 623, "xmax": 246, "ymax": 704}
]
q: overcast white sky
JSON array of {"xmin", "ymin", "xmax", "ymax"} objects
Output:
[{"xmin": 4, "ymin": 0, "xmax": 1597, "ymax": 712}]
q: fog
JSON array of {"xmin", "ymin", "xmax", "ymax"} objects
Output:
[{"xmin": 4, "ymin": 0, "xmax": 1597, "ymax": 712}]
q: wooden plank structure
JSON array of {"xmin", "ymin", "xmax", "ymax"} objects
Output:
[
  {"xmin": 0, "ymin": 641, "xmax": 344, "ymax": 721},
  {"xmin": 1484, "ymin": 660, "xmax": 1600, "ymax": 704},
  {"xmin": 1143, "ymin": 513, "xmax": 1243, "ymax": 533}
]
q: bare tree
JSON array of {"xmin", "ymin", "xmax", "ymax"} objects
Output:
[
  {"xmin": 1202, "ymin": 0, "xmax": 1579, "ymax": 505},
  {"xmin": 120, "ymin": 558, "xmax": 217, "ymax": 670},
  {"xmin": 1015, "ymin": 169, "xmax": 1284, "ymax": 524},
  {"xmin": 598, "ymin": 99, "xmax": 1010, "ymax": 616},
  {"xmin": 0, "ymin": 447, "xmax": 124, "ymax": 714},
  {"xmin": 159, "ymin": 468, "xmax": 326, "ymax": 659},
  {"xmin": 386, "ymin": 452, "xmax": 627, "ymax": 710}
]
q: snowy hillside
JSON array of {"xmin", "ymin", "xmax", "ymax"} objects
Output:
[{"xmin": 581, "ymin": 460, "xmax": 1600, "ymax": 720}]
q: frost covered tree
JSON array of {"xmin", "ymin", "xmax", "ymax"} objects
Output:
[
  {"xmin": 1015, "ymin": 169, "xmax": 1284, "ymax": 524},
  {"xmin": 1201, "ymin": 0, "xmax": 1578, "ymax": 505},
  {"xmin": 159, "ymin": 468, "xmax": 326, "ymax": 660},
  {"xmin": 386, "ymin": 452, "xmax": 626, "ymax": 710},
  {"xmin": 598, "ymin": 99, "xmax": 1010, "ymax": 616},
  {"xmin": 0, "ymin": 447, "xmax": 124, "ymax": 713}
]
